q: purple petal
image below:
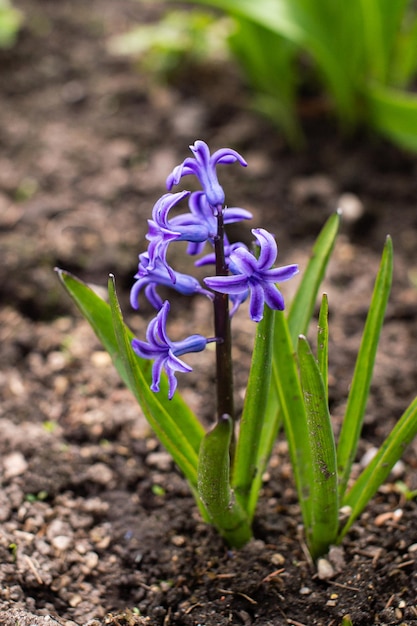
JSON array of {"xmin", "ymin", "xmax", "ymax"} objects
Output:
[
  {"xmin": 132, "ymin": 338, "xmax": 160, "ymax": 359},
  {"xmin": 155, "ymin": 301, "xmax": 171, "ymax": 345},
  {"xmin": 165, "ymin": 354, "xmax": 193, "ymax": 399},
  {"xmin": 190, "ymin": 140, "xmax": 211, "ymax": 166},
  {"xmin": 252, "ymin": 228, "xmax": 277, "ymax": 270},
  {"xmin": 172, "ymin": 334, "xmax": 208, "ymax": 357},
  {"xmin": 166, "ymin": 161, "xmax": 198, "ymax": 189},
  {"xmin": 144, "ymin": 284, "xmax": 163, "ymax": 310},
  {"xmin": 151, "ymin": 356, "xmax": 165, "ymax": 393},
  {"xmin": 248, "ymin": 283, "xmax": 265, "ymax": 322},
  {"xmin": 229, "ymin": 246, "xmax": 258, "ymax": 276},
  {"xmin": 223, "ymin": 207, "xmax": 253, "ymax": 224},
  {"xmin": 130, "ymin": 277, "xmax": 148, "ymax": 309},
  {"xmin": 211, "ymin": 147, "xmax": 247, "ymax": 168},
  {"xmin": 262, "ymin": 264, "xmax": 299, "ymax": 283},
  {"xmin": 229, "ymin": 289, "xmax": 249, "ymax": 316},
  {"xmin": 262, "ymin": 282, "xmax": 285, "ymax": 311},
  {"xmin": 204, "ymin": 274, "xmax": 248, "ymax": 294},
  {"xmin": 153, "ymin": 191, "xmax": 189, "ymax": 225}
]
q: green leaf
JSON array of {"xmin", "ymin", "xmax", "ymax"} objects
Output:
[
  {"xmin": 272, "ymin": 311, "xmax": 313, "ymax": 536},
  {"xmin": 232, "ymin": 304, "xmax": 275, "ymax": 520},
  {"xmin": 336, "ymin": 237, "xmax": 393, "ymax": 499},
  {"xmin": 298, "ymin": 335, "xmax": 338, "ymax": 559},
  {"xmin": 340, "ymin": 395, "xmax": 417, "ymax": 539},
  {"xmin": 366, "ymin": 83, "xmax": 417, "ymax": 152},
  {"xmin": 107, "ymin": 275, "xmax": 205, "ymax": 490},
  {"xmin": 56, "ymin": 269, "xmax": 205, "ymax": 484},
  {"xmin": 176, "ymin": 0, "xmax": 358, "ymax": 120},
  {"xmin": 357, "ymin": 0, "xmax": 408, "ymax": 83},
  {"xmin": 227, "ymin": 17, "xmax": 302, "ymax": 145},
  {"xmin": 287, "ymin": 210, "xmax": 341, "ymax": 346},
  {"xmin": 198, "ymin": 415, "xmax": 252, "ymax": 547},
  {"xmin": 317, "ymin": 293, "xmax": 329, "ymax": 406}
]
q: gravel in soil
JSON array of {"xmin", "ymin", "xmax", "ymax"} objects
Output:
[{"xmin": 1, "ymin": 1, "xmax": 417, "ymax": 624}]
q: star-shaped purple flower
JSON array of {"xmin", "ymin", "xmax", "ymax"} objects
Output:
[
  {"xmin": 130, "ymin": 252, "xmax": 213, "ymax": 310},
  {"xmin": 132, "ymin": 301, "xmax": 212, "ymax": 399},
  {"xmin": 166, "ymin": 140, "xmax": 247, "ymax": 212},
  {"xmin": 204, "ymin": 228, "xmax": 299, "ymax": 322}
]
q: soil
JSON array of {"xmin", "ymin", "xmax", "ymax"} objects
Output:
[{"xmin": 1, "ymin": 1, "xmax": 417, "ymax": 625}]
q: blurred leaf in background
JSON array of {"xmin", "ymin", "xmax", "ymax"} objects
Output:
[
  {"xmin": 108, "ymin": 9, "xmax": 232, "ymax": 81},
  {"xmin": 0, "ymin": 0, "xmax": 22, "ymax": 49},
  {"xmin": 163, "ymin": 0, "xmax": 417, "ymax": 152}
]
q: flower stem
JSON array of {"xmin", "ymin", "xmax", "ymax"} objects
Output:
[{"xmin": 213, "ymin": 209, "xmax": 235, "ymax": 423}]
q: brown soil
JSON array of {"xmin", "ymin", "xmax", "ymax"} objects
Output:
[{"xmin": 1, "ymin": 1, "xmax": 417, "ymax": 625}]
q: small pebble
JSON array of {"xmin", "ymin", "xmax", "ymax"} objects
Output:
[
  {"xmin": 146, "ymin": 451, "xmax": 172, "ymax": 471},
  {"xmin": 360, "ymin": 447, "xmax": 378, "ymax": 468},
  {"xmin": 271, "ymin": 553, "xmax": 285, "ymax": 566},
  {"xmin": 51, "ymin": 535, "xmax": 73, "ymax": 551},
  {"xmin": 85, "ymin": 463, "xmax": 114, "ymax": 485},
  {"xmin": 171, "ymin": 535, "xmax": 185, "ymax": 547},
  {"xmin": 299, "ymin": 586, "xmax": 311, "ymax": 595},
  {"xmin": 337, "ymin": 192, "xmax": 364, "ymax": 222},
  {"xmin": 317, "ymin": 558, "xmax": 335, "ymax": 580},
  {"xmin": 3, "ymin": 452, "xmax": 28, "ymax": 479}
]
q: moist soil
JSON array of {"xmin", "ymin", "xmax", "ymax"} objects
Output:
[{"xmin": 1, "ymin": 1, "xmax": 417, "ymax": 625}]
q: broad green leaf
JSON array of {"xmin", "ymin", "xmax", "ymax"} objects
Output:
[
  {"xmin": 198, "ymin": 415, "xmax": 252, "ymax": 547},
  {"xmin": 317, "ymin": 293, "xmax": 329, "ymax": 405},
  {"xmin": 298, "ymin": 335, "xmax": 338, "ymax": 558},
  {"xmin": 367, "ymin": 83, "xmax": 417, "ymax": 151},
  {"xmin": 272, "ymin": 311, "xmax": 313, "ymax": 536},
  {"xmin": 232, "ymin": 305, "xmax": 275, "ymax": 519},
  {"xmin": 107, "ymin": 275, "xmax": 205, "ymax": 492},
  {"xmin": 337, "ymin": 237, "xmax": 393, "ymax": 498},
  {"xmin": 56, "ymin": 269, "xmax": 205, "ymax": 469},
  {"xmin": 340, "ymin": 395, "xmax": 417, "ymax": 539},
  {"xmin": 287, "ymin": 210, "xmax": 341, "ymax": 347}
]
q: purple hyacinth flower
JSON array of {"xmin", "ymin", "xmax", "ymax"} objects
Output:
[
  {"xmin": 146, "ymin": 191, "xmax": 210, "ymax": 277},
  {"xmin": 132, "ymin": 301, "xmax": 211, "ymax": 399},
  {"xmin": 177, "ymin": 191, "xmax": 252, "ymax": 256},
  {"xmin": 204, "ymin": 228, "xmax": 299, "ymax": 322},
  {"xmin": 166, "ymin": 140, "xmax": 247, "ymax": 211},
  {"xmin": 130, "ymin": 252, "xmax": 213, "ymax": 310}
]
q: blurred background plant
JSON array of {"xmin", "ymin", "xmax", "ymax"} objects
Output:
[
  {"xmin": 108, "ymin": 8, "xmax": 232, "ymax": 82},
  {"xmin": 0, "ymin": 0, "xmax": 22, "ymax": 49},
  {"xmin": 111, "ymin": 0, "xmax": 417, "ymax": 151}
]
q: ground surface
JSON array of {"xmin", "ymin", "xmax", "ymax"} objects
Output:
[{"xmin": 1, "ymin": 1, "xmax": 417, "ymax": 625}]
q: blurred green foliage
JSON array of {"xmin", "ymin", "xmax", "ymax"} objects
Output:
[
  {"xmin": 0, "ymin": 0, "xmax": 22, "ymax": 49},
  {"xmin": 163, "ymin": 0, "xmax": 417, "ymax": 151},
  {"xmin": 108, "ymin": 9, "xmax": 232, "ymax": 79}
]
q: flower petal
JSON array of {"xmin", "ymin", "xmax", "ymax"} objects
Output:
[
  {"xmin": 248, "ymin": 282, "xmax": 265, "ymax": 322},
  {"xmin": 262, "ymin": 264, "xmax": 299, "ymax": 283},
  {"xmin": 211, "ymin": 147, "xmax": 247, "ymax": 168},
  {"xmin": 262, "ymin": 282, "xmax": 285, "ymax": 311},
  {"xmin": 229, "ymin": 246, "xmax": 258, "ymax": 276},
  {"xmin": 252, "ymin": 228, "xmax": 277, "ymax": 270},
  {"xmin": 204, "ymin": 274, "xmax": 248, "ymax": 294},
  {"xmin": 223, "ymin": 207, "xmax": 253, "ymax": 224}
]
